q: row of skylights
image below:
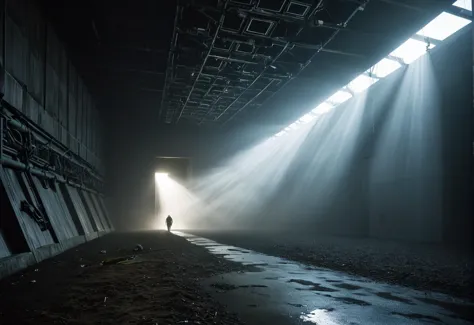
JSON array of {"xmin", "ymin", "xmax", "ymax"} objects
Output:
[
  {"xmin": 272, "ymin": 5, "xmax": 471, "ymax": 139},
  {"xmin": 453, "ymin": 0, "xmax": 472, "ymax": 12}
]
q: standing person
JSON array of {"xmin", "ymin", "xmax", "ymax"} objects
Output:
[{"xmin": 166, "ymin": 215, "xmax": 173, "ymax": 232}]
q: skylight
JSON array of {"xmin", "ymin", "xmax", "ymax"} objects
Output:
[
  {"xmin": 416, "ymin": 12, "xmax": 471, "ymax": 41},
  {"xmin": 327, "ymin": 90, "xmax": 353, "ymax": 105},
  {"xmin": 369, "ymin": 58, "xmax": 401, "ymax": 78},
  {"xmin": 299, "ymin": 113, "xmax": 316, "ymax": 124},
  {"xmin": 390, "ymin": 38, "xmax": 435, "ymax": 64},
  {"xmin": 273, "ymin": 6, "xmax": 471, "ymax": 139},
  {"xmin": 312, "ymin": 102, "xmax": 334, "ymax": 116},
  {"xmin": 347, "ymin": 74, "xmax": 378, "ymax": 93},
  {"xmin": 289, "ymin": 122, "xmax": 301, "ymax": 130},
  {"xmin": 453, "ymin": 0, "xmax": 472, "ymax": 11}
]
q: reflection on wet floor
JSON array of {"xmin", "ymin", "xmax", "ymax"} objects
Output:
[
  {"xmin": 300, "ymin": 308, "xmax": 339, "ymax": 325},
  {"xmin": 176, "ymin": 232, "xmax": 474, "ymax": 325}
]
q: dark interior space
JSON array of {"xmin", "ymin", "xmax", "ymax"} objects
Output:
[{"xmin": 0, "ymin": 0, "xmax": 473, "ymax": 324}]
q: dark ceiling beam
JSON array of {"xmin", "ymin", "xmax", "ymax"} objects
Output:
[
  {"xmin": 375, "ymin": 0, "xmax": 428, "ymax": 12},
  {"xmin": 160, "ymin": 5, "xmax": 182, "ymax": 121},
  {"xmin": 221, "ymin": 79, "xmax": 275, "ymax": 125},
  {"xmin": 445, "ymin": 5, "xmax": 473, "ymax": 20},
  {"xmin": 235, "ymin": 0, "xmax": 371, "ymax": 126},
  {"xmin": 208, "ymin": 54, "xmax": 261, "ymax": 65},
  {"xmin": 220, "ymin": 31, "xmax": 365, "ymax": 58},
  {"xmin": 214, "ymin": 42, "xmax": 290, "ymax": 122},
  {"xmin": 174, "ymin": 1, "xmax": 229, "ymax": 124}
]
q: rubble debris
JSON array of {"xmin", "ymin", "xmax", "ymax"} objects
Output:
[
  {"xmin": 101, "ymin": 255, "xmax": 136, "ymax": 266},
  {"xmin": 134, "ymin": 244, "xmax": 144, "ymax": 252},
  {"xmin": 0, "ymin": 232, "xmax": 249, "ymax": 325}
]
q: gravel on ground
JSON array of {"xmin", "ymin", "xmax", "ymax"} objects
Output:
[{"xmin": 0, "ymin": 231, "xmax": 253, "ymax": 325}]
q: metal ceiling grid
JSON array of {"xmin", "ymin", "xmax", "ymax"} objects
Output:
[{"xmin": 160, "ymin": 0, "xmax": 369, "ymax": 126}]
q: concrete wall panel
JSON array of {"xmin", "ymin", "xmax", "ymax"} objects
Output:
[
  {"xmin": 0, "ymin": 231, "xmax": 10, "ymax": 259},
  {"xmin": 32, "ymin": 177, "xmax": 79, "ymax": 242},
  {"xmin": 45, "ymin": 26, "xmax": 60, "ymax": 119},
  {"xmin": 68, "ymin": 64, "xmax": 78, "ymax": 138},
  {"xmin": 76, "ymin": 78, "xmax": 83, "ymax": 142},
  {"xmin": 5, "ymin": 17, "xmax": 28, "ymax": 87},
  {"xmin": 0, "ymin": 167, "xmax": 55, "ymax": 250},
  {"xmin": 38, "ymin": 107, "xmax": 54, "ymax": 136},
  {"xmin": 79, "ymin": 190, "xmax": 105, "ymax": 232},
  {"xmin": 63, "ymin": 185, "xmax": 96, "ymax": 234},
  {"xmin": 24, "ymin": 93, "xmax": 41, "ymax": 125},
  {"xmin": 98, "ymin": 195, "xmax": 113, "ymax": 230},
  {"xmin": 86, "ymin": 191, "xmax": 109, "ymax": 231},
  {"xmin": 0, "ymin": 0, "xmax": 4, "ymax": 66},
  {"xmin": 4, "ymin": 73, "xmax": 23, "ymax": 110},
  {"xmin": 1, "ymin": 0, "xmax": 102, "ymax": 170},
  {"xmin": 26, "ymin": 1, "xmax": 45, "ymax": 105},
  {"xmin": 58, "ymin": 48, "xmax": 68, "ymax": 127}
]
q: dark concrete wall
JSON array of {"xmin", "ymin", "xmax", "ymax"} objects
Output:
[
  {"xmin": 368, "ymin": 30, "xmax": 472, "ymax": 244},
  {"xmin": 269, "ymin": 29, "xmax": 472, "ymax": 244},
  {"xmin": 0, "ymin": 0, "xmax": 103, "ymax": 169}
]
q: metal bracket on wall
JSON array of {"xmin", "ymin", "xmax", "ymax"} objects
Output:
[{"xmin": 20, "ymin": 200, "xmax": 49, "ymax": 231}]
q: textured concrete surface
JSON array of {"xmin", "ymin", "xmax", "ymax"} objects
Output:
[
  {"xmin": 0, "ymin": 231, "xmax": 110, "ymax": 280},
  {"xmin": 178, "ymin": 232, "xmax": 474, "ymax": 325}
]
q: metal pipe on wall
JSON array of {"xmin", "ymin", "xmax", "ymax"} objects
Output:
[
  {"xmin": 2, "ymin": 102, "xmax": 103, "ymax": 182},
  {"xmin": 4, "ymin": 114, "xmax": 103, "ymax": 183},
  {"xmin": 0, "ymin": 157, "xmax": 100, "ymax": 195}
]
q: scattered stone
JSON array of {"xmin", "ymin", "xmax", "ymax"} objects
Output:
[{"xmin": 134, "ymin": 244, "xmax": 144, "ymax": 252}]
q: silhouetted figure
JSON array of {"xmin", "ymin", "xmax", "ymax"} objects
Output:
[{"xmin": 166, "ymin": 215, "xmax": 173, "ymax": 232}]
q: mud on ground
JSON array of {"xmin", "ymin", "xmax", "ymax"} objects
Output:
[{"xmin": 0, "ymin": 231, "xmax": 254, "ymax": 325}]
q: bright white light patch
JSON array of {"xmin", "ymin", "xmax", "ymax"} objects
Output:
[
  {"xmin": 289, "ymin": 122, "xmax": 301, "ymax": 130},
  {"xmin": 300, "ymin": 309, "xmax": 339, "ymax": 325},
  {"xmin": 416, "ymin": 12, "xmax": 471, "ymax": 41},
  {"xmin": 275, "ymin": 131, "xmax": 286, "ymax": 137},
  {"xmin": 368, "ymin": 58, "xmax": 401, "ymax": 78},
  {"xmin": 155, "ymin": 173, "xmax": 169, "ymax": 181},
  {"xmin": 347, "ymin": 74, "xmax": 378, "ymax": 93},
  {"xmin": 312, "ymin": 102, "xmax": 334, "ymax": 115},
  {"xmin": 390, "ymin": 38, "xmax": 434, "ymax": 64},
  {"xmin": 299, "ymin": 113, "xmax": 316, "ymax": 124},
  {"xmin": 327, "ymin": 90, "xmax": 352, "ymax": 104},
  {"xmin": 453, "ymin": 0, "xmax": 472, "ymax": 11}
]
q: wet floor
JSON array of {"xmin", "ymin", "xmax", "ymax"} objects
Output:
[{"xmin": 176, "ymin": 232, "xmax": 474, "ymax": 325}]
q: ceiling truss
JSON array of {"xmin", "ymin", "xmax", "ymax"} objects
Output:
[{"xmin": 160, "ymin": 0, "xmax": 369, "ymax": 126}]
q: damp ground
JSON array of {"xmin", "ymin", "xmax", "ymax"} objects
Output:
[
  {"xmin": 178, "ymin": 232, "xmax": 474, "ymax": 325},
  {"xmin": 1, "ymin": 230, "xmax": 472, "ymax": 325},
  {"xmin": 0, "ymin": 231, "xmax": 252, "ymax": 325},
  {"xmin": 187, "ymin": 229, "xmax": 474, "ymax": 300}
]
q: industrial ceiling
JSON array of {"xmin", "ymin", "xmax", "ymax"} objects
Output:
[{"xmin": 42, "ymin": 0, "xmax": 461, "ymax": 130}]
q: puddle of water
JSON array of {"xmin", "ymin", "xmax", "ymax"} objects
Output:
[
  {"xmin": 301, "ymin": 308, "xmax": 339, "ymax": 324},
  {"xmin": 177, "ymin": 232, "xmax": 474, "ymax": 325}
]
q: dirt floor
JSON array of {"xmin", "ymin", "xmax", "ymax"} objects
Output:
[
  {"xmin": 0, "ymin": 231, "xmax": 253, "ymax": 325},
  {"xmin": 188, "ymin": 230, "xmax": 474, "ymax": 301}
]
